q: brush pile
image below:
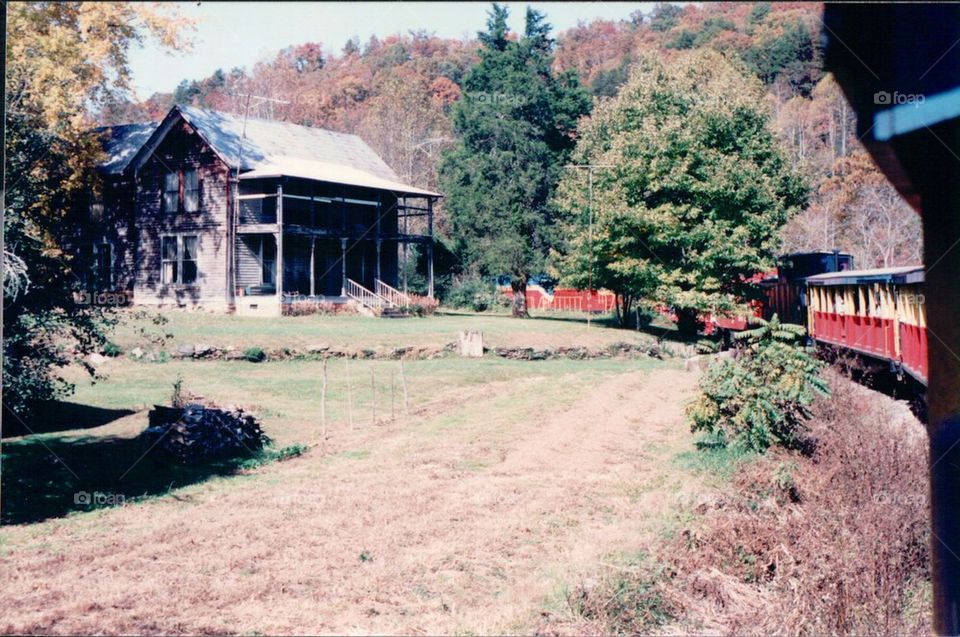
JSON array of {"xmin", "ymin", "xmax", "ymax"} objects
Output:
[{"xmin": 144, "ymin": 403, "xmax": 268, "ymax": 463}]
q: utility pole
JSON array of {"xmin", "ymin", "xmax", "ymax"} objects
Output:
[{"xmin": 564, "ymin": 164, "xmax": 615, "ymax": 328}]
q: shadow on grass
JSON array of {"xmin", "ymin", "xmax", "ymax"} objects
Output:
[
  {"xmin": 1, "ymin": 431, "xmax": 299, "ymax": 525},
  {"xmin": 3, "ymin": 401, "xmax": 136, "ymax": 438}
]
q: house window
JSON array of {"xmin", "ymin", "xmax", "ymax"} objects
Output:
[
  {"xmin": 161, "ymin": 235, "xmax": 199, "ymax": 285},
  {"xmin": 184, "ymin": 169, "xmax": 200, "ymax": 213},
  {"xmin": 163, "ymin": 171, "xmax": 179, "ymax": 213},
  {"xmin": 162, "ymin": 168, "xmax": 200, "ymax": 213},
  {"xmin": 89, "ymin": 195, "xmax": 105, "ymax": 222},
  {"xmin": 93, "ymin": 242, "xmax": 112, "ymax": 289},
  {"xmin": 79, "ymin": 241, "xmax": 112, "ymax": 289}
]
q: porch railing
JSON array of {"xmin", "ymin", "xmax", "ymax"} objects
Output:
[
  {"xmin": 375, "ymin": 279, "xmax": 411, "ymax": 307},
  {"xmin": 345, "ymin": 278, "xmax": 390, "ymax": 310}
]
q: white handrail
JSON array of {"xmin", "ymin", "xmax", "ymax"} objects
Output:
[
  {"xmin": 375, "ymin": 279, "xmax": 411, "ymax": 307},
  {"xmin": 345, "ymin": 278, "xmax": 390, "ymax": 310}
]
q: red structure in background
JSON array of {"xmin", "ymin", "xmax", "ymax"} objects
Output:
[{"xmin": 500, "ymin": 284, "xmax": 617, "ymax": 313}]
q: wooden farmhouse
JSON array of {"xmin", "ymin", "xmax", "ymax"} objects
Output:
[{"xmin": 82, "ymin": 105, "xmax": 439, "ymax": 316}]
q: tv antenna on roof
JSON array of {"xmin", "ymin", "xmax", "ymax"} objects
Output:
[{"xmin": 228, "ymin": 92, "xmax": 290, "ymax": 308}]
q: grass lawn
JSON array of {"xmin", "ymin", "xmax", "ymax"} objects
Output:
[
  {"xmin": 107, "ymin": 307, "xmax": 686, "ymax": 353},
  {"xmin": 4, "ymin": 317, "xmax": 673, "ymax": 524}
]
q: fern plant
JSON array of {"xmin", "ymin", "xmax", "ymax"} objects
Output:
[
  {"xmin": 688, "ymin": 315, "xmax": 829, "ymax": 452},
  {"xmin": 734, "ymin": 313, "xmax": 806, "ymax": 349}
]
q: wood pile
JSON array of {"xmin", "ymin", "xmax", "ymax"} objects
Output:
[{"xmin": 144, "ymin": 403, "xmax": 268, "ymax": 463}]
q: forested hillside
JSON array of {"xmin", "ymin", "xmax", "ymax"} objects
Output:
[{"xmin": 105, "ymin": 1, "xmax": 920, "ymax": 270}]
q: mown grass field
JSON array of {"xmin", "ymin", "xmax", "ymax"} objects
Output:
[
  {"xmin": 108, "ymin": 307, "xmax": 682, "ymax": 352},
  {"xmin": 1, "ymin": 310, "xmax": 705, "ymax": 634},
  {"xmin": 3, "ymin": 310, "xmax": 680, "ymax": 525}
]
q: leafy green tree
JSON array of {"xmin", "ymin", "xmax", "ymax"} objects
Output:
[
  {"xmin": 4, "ymin": 3, "xmax": 191, "ymax": 421},
  {"xmin": 439, "ymin": 4, "xmax": 591, "ymax": 317},
  {"xmin": 555, "ymin": 50, "xmax": 807, "ymax": 334}
]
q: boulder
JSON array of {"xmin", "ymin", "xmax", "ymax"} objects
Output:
[
  {"xmin": 129, "ymin": 347, "xmax": 145, "ymax": 360},
  {"xmin": 193, "ymin": 343, "xmax": 213, "ymax": 357},
  {"xmin": 87, "ymin": 352, "xmax": 107, "ymax": 365},
  {"xmin": 172, "ymin": 343, "xmax": 195, "ymax": 358},
  {"xmin": 307, "ymin": 343, "xmax": 331, "ymax": 353}
]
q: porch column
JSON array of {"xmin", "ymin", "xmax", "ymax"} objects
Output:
[
  {"xmin": 427, "ymin": 242, "xmax": 434, "ymax": 299},
  {"xmin": 276, "ymin": 182, "xmax": 283, "ymax": 301},
  {"xmin": 309, "ymin": 237, "xmax": 316, "ymax": 297},
  {"xmin": 402, "ymin": 199, "xmax": 409, "ymax": 294},
  {"xmin": 376, "ymin": 239, "xmax": 382, "ymax": 283},
  {"xmin": 340, "ymin": 238, "xmax": 347, "ymax": 296},
  {"xmin": 427, "ymin": 197, "xmax": 435, "ymax": 299}
]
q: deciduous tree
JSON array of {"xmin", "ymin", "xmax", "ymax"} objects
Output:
[
  {"xmin": 556, "ymin": 51, "xmax": 807, "ymax": 334},
  {"xmin": 4, "ymin": 2, "xmax": 192, "ymax": 420}
]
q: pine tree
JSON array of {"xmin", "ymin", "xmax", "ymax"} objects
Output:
[{"xmin": 439, "ymin": 4, "xmax": 590, "ymax": 317}]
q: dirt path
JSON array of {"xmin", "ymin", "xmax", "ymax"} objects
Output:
[{"xmin": 0, "ymin": 366, "xmax": 699, "ymax": 635}]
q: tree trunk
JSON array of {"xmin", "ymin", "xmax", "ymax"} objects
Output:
[
  {"xmin": 615, "ymin": 293, "xmax": 633, "ymax": 327},
  {"xmin": 510, "ymin": 277, "xmax": 529, "ymax": 318},
  {"xmin": 675, "ymin": 307, "xmax": 700, "ymax": 339}
]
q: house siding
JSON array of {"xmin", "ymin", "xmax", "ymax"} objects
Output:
[{"xmin": 133, "ymin": 121, "xmax": 231, "ymax": 309}]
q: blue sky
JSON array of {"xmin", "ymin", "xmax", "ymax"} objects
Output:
[{"xmin": 128, "ymin": 2, "xmax": 657, "ymax": 98}]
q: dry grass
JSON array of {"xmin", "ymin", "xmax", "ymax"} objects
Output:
[
  {"xmin": 0, "ymin": 363, "xmax": 702, "ymax": 635},
  {"xmin": 663, "ymin": 371, "xmax": 930, "ymax": 635}
]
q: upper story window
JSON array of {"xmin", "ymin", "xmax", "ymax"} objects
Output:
[
  {"xmin": 162, "ymin": 168, "xmax": 200, "ymax": 214},
  {"xmin": 183, "ymin": 169, "xmax": 200, "ymax": 213}
]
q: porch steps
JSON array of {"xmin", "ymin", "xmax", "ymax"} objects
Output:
[
  {"xmin": 345, "ymin": 278, "xmax": 412, "ymax": 318},
  {"xmin": 380, "ymin": 306, "xmax": 410, "ymax": 319}
]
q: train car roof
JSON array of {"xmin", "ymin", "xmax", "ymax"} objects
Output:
[{"xmin": 806, "ymin": 265, "xmax": 925, "ymax": 286}]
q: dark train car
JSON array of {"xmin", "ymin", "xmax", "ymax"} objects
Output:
[
  {"xmin": 711, "ymin": 251, "xmax": 853, "ymax": 334},
  {"xmin": 762, "ymin": 251, "xmax": 855, "ymax": 327}
]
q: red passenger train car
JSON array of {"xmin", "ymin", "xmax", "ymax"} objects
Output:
[{"xmin": 806, "ymin": 265, "xmax": 927, "ymax": 384}]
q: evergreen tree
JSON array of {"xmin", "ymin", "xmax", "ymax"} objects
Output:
[{"xmin": 439, "ymin": 4, "xmax": 590, "ymax": 317}]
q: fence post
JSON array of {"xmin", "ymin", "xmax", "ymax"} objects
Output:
[
  {"xmin": 400, "ymin": 360, "xmax": 409, "ymax": 415},
  {"xmin": 346, "ymin": 357, "xmax": 354, "ymax": 429},
  {"xmin": 321, "ymin": 358, "xmax": 328, "ymax": 437}
]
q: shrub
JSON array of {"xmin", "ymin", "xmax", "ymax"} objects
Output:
[
  {"xmin": 687, "ymin": 316, "xmax": 828, "ymax": 452},
  {"xmin": 243, "ymin": 346, "xmax": 266, "ymax": 363},
  {"xmin": 557, "ymin": 554, "xmax": 676, "ymax": 634},
  {"xmin": 667, "ymin": 373, "xmax": 929, "ymax": 635},
  {"xmin": 443, "ymin": 276, "xmax": 498, "ymax": 312},
  {"xmin": 282, "ymin": 300, "xmax": 354, "ymax": 316},
  {"xmin": 102, "ymin": 341, "xmax": 123, "ymax": 357},
  {"xmin": 406, "ymin": 294, "xmax": 439, "ymax": 317}
]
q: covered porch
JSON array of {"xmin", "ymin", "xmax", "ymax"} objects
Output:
[{"xmin": 231, "ymin": 172, "xmax": 437, "ymax": 316}]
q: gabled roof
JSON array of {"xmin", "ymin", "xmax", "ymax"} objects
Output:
[
  {"xmin": 121, "ymin": 105, "xmax": 440, "ymax": 197},
  {"xmin": 96, "ymin": 122, "xmax": 159, "ymax": 175}
]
